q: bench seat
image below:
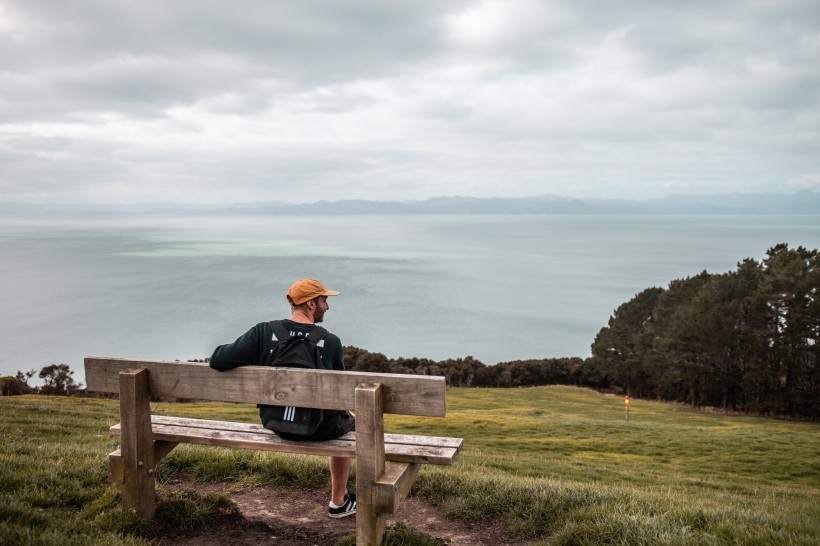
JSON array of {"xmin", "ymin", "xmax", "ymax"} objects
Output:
[{"xmin": 108, "ymin": 415, "xmax": 461, "ymax": 466}]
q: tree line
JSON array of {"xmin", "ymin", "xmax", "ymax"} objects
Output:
[
  {"xmin": 3, "ymin": 244, "xmax": 816, "ymax": 419},
  {"xmin": 588, "ymin": 243, "xmax": 818, "ymax": 419},
  {"xmin": 0, "ymin": 364, "xmax": 82, "ymax": 396}
]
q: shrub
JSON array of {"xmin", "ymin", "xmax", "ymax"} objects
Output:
[{"xmin": 0, "ymin": 376, "xmax": 32, "ymax": 396}]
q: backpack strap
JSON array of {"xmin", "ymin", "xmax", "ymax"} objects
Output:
[
  {"xmin": 269, "ymin": 320, "xmax": 290, "ymax": 341},
  {"xmin": 307, "ymin": 326, "xmax": 328, "ymax": 344}
]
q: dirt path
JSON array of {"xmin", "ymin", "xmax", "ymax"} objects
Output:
[{"xmin": 152, "ymin": 481, "xmax": 525, "ymax": 545}]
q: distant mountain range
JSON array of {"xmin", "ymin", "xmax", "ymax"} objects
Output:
[{"xmin": 1, "ymin": 191, "xmax": 819, "ymax": 217}]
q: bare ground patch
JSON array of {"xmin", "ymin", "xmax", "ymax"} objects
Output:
[{"xmin": 149, "ymin": 480, "xmax": 526, "ymax": 545}]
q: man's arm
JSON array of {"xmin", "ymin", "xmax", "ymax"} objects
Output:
[
  {"xmin": 210, "ymin": 323, "xmax": 268, "ymax": 371},
  {"xmin": 323, "ymin": 333, "xmax": 345, "ymax": 371}
]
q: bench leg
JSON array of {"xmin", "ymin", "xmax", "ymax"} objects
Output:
[
  {"xmin": 355, "ymin": 383, "xmax": 386, "ymax": 546},
  {"xmin": 119, "ymin": 368, "xmax": 156, "ymax": 518}
]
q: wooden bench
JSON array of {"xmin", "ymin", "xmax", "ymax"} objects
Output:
[{"xmin": 84, "ymin": 357, "xmax": 463, "ymax": 545}]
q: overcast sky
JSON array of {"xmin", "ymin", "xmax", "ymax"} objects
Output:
[{"xmin": 1, "ymin": 0, "xmax": 819, "ymax": 205}]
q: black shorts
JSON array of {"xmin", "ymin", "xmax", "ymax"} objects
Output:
[{"xmin": 271, "ymin": 410, "xmax": 356, "ymax": 442}]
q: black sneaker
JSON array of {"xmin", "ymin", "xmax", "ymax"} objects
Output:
[{"xmin": 328, "ymin": 493, "xmax": 356, "ymax": 519}]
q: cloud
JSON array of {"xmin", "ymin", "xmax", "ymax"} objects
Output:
[
  {"xmin": 1, "ymin": 0, "xmax": 819, "ymax": 204},
  {"xmin": 789, "ymin": 173, "xmax": 820, "ymax": 190}
]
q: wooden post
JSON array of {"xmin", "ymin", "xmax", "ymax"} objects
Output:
[
  {"xmin": 355, "ymin": 383, "xmax": 386, "ymax": 546},
  {"xmin": 108, "ymin": 441, "xmax": 178, "ymax": 484},
  {"xmin": 119, "ymin": 368, "xmax": 156, "ymax": 518}
]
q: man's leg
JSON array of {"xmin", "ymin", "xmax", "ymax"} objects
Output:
[{"xmin": 329, "ymin": 456, "xmax": 351, "ymax": 505}]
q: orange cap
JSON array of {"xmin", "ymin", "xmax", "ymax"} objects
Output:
[{"xmin": 287, "ymin": 279, "xmax": 340, "ymax": 305}]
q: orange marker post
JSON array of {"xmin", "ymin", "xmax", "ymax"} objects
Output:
[{"xmin": 625, "ymin": 394, "xmax": 630, "ymax": 421}]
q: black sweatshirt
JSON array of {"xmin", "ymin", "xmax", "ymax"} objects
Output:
[{"xmin": 209, "ymin": 319, "xmax": 345, "ymax": 372}]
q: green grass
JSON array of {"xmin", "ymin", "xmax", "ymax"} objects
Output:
[{"xmin": 1, "ymin": 388, "xmax": 818, "ymax": 544}]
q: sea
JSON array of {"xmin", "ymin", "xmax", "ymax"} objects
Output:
[{"xmin": 2, "ymin": 214, "xmax": 819, "ymax": 386}]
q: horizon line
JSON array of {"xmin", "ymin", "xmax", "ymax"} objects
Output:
[{"xmin": 1, "ymin": 189, "xmax": 817, "ymax": 208}]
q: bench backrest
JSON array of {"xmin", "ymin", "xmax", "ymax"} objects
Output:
[{"xmin": 84, "ymin": 357, "xmax": 447, "ymax": 417}]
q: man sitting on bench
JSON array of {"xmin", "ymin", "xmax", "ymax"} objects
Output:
[{"xmin": 209, "ymin": 278, "xmax": 357, "ymax": 519}]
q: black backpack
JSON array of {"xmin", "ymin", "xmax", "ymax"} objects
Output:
[{"xmin": 260, "ymin": 320, "xmax": 328, "ymax": 436}]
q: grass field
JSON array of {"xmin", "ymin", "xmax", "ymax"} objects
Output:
[{"xmin": 1, "ymin": 386, "xmax": 818, "ymax": 545}]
